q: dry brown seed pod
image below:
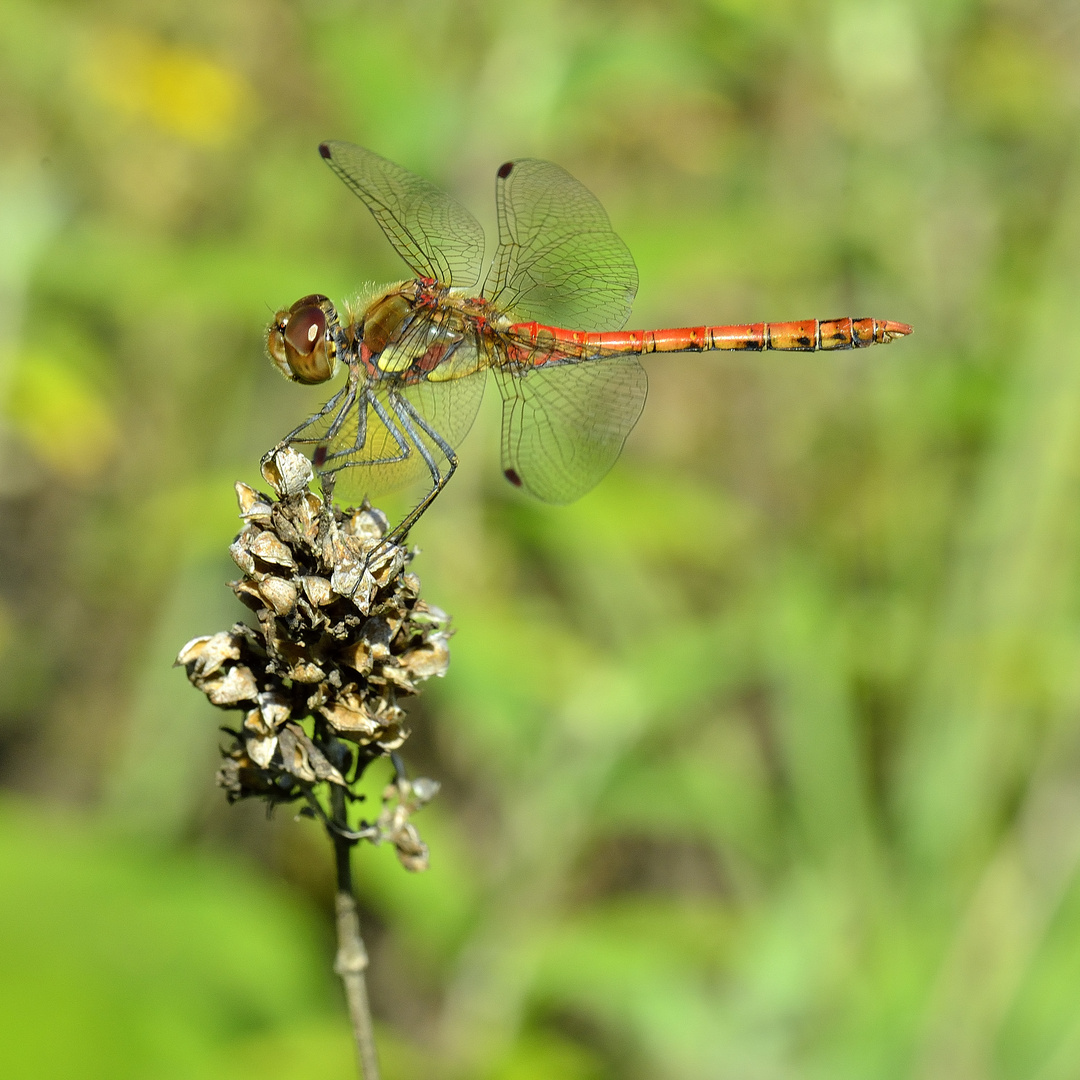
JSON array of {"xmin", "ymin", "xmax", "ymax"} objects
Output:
[
  {"xmin": 263, "ymin": 624, "xmax": 311, "ymax": 666},
  {"xmin": 235, "ymin": 482, "xmax": 274, "ymax": 523},
  {"xmin": 229, "ymin": 538, "xmax": 258, "ymax": 576},
  {"xmin": 367, "ymin": 546, "xmax": 405, "ymax": 585},
  {"xmin": 279, "ymin": 723, "xmax": 346, "ymax": 786},
  {"xmin": 290, "ymin": 661, "xmax": 327, "ymax": 683},
  {"xmin": 245, "ymin": 732, "xmax": 278, "ymax": 768},
  {"xmin": 398, "ymin": 637, "xmax": 450, "ymax": 680},
  {"xmin": 216, "ymin": 750, "xmax": 283, "ymax": 802},
  {"xmin": 185, "ymin": 456, "xmax": 445, "ymax": 907},
  {"xmin": 318, "ymin": 692, "xmax": 407, "ymax": 748},
  {"xmin": 175, "ymin": 635, "xmax": 213, "ymax": 666},
  {"xmin": 338, "ymin": 639, "xmax": 374, "ymax": 676},
  {"xmin": 393, "ymin": 822, "xmax": 429, "ymax": 872},
  {"xmin": 331, "ymin": 557, "xmax": 364, "ymax": 600},
  {"xmin": 350, "ymin": 574, "xmax": 378, "ymax": 613},
  {"xmin": 343, "ymin": 507, "xmax": 388, "ymax": 544},
  {"xmin": 231, "ymin": 578, "xmax": 264, "ymax": 610},
  {"xmin": 257, "ymin": 576, "xmax": 299, "ymax": 616},
  {"xmin": 243, "ymin": 706, "xmax": 271, "ymax": 736},
  {"xmin": 202, "ymin": 664, "xmax": 259, "ymax": 706},
  {"xmin": 277, "ymin": 724, "xmax": 317, "ymax": 782},
  {"xmin": 300, "ymin": 575, "xmax": 334, "ymax": 607},
  {"xmin": 249, "ymin": 530, "xmax": 296, "ymax": 568},
  {"xmin": 261, "ymin": 445, "xmax": 314, "ymax": 497},
  {"xmin": 256, "ymin": 692, "xmax": 291, "ymax": 730},
  {"xmin": 382, "ymin": 666, "xmax": 417, "ymax": 693},
  {"xmin": 175, "ymin": 631, "xmax": 241, "ymax": 676},
  {"xmin": 319, "ymin": 692, "xmax": 380, "ymax": 737},
  {"xmin": 291, "ymin": 491, "xmax": 324, "ymax": 540}
]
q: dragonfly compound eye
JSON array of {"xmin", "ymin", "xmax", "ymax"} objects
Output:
[{"xmin": 267, "ymin": 297, "xmax": 338, "ymax": 385}]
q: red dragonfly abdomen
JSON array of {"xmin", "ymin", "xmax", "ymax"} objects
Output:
[{"xmin": 508, "ymin": 316, "xmax": 912, "ymax": 364}]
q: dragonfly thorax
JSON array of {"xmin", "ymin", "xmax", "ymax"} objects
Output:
[
  {"xmin": 361, "ymin": 292, "xmax": 413, "ymax": 355},
  {"xmin": 351, "ymin": 280, "xmax": 491, "ymax": 385}
]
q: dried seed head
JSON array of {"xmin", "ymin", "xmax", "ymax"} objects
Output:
[
  {"xmin": 176, "ymin": 445, "xmax": 449, "ymax": 846},
  {"xmin": 376, "ymin": 776, "xmax": 441, "ymax": 872}
]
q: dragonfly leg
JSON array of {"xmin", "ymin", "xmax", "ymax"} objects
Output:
[
  {"xmin": 267, "ymin": 372, "xmax": 359, "ymax": 482},
  {"xmin": 307, "ymin": 384, "xmax": 458, "ymax": 555},
  {"xmin": 320, "ymin": 380, "xmax": 359, "ymax": 446},
  {"xmin": 382, "ymin": 392, "xmax": 458, "ymax": 542},
  {"xmin": 323, "ymin": 389, "xmax": 413, "ymax": 507},
  {"xmin": 316, "ymin": 391, "xmax": 417, "ymax": 591},
  {"xmin": 364, "ymin": 390, "xmax": 415, "ymax": 464},
  {"xmin": 304, "ymin": 386, "xmax": 413, "ymax": 503},
  {"xmin": 282, "ymin": 382, "xmax": 352, "ymax": 446},
  {"xmin": 261, "ymin": 384, "xmax": 347, "ymax": 478},
  {"xmin": 321, "ymin": 388, "xmax": 422, "ymax": 495}
]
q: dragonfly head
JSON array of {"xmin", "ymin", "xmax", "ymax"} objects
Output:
[{"xmin": 267, "ymin": 294, "xmax": 339, "ymax": 385}]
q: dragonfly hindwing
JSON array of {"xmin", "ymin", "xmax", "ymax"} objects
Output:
[{"xmin": 493, "ymin": 356, "xmax": 647, "ymax": 504}]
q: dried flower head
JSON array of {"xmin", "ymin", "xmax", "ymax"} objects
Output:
[
  {"xmin": 376, "ymin": 775, "xmax": 442, "ymax": 872},
  {"xmin": 176, "ymin": 447, "xmax": 446, "ymax": 860}
]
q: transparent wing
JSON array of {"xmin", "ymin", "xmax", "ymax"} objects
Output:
[
  {"xmin": 287, "ymin": 364, "xmax": 487, "ymax": 502},
  {"xmin": 482, "ymin": 159, "xmax": 638, "ymax": 331},
  {"xmin": 492, "ymin": 356, "xmax": 647, "ymax": 503},
  {"xmin": 320, "ymin": 141, "xmax": 485, "ymax": 288}
]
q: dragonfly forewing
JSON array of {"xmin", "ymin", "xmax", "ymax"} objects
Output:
[
  {"xmin": 482, "ymin": 159, "xmax": 638, "ymax": 332},
  {"xmin": 319, "ymin": 142, "xmax": 485, "ymax": 288}
]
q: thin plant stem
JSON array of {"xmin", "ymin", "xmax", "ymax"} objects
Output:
[{"xmin": 331, "ymin": 782, "xmax": 381, "ymax": 1080}]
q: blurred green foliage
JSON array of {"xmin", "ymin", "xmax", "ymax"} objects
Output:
[{"xmin": 3, "ymin": 0, "xmax": 1080, "ymax": 1077}]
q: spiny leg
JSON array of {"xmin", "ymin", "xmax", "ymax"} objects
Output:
[
  {"xmin": 320, "ymin": 387, "xmax": 417, "ymax": 491},
  {"xmin": 315, "ymin": 385, "xmax": 367, "ymax": 504},
  {"xmin": 261, "ymin": 381, "xmax": 352, "ymax": 479},
  {"xmin": 308, "ymin": 385, "xmax": 458, "ymax": 553},
  {"xmin": 383, "ymin": 391, "xmax": 459, "ymax": 543},
  {"xmin": 317, "ymin": 390, "xmax": 419, "ymax": 590},
  {"xmin": 288, "ymin": 382, "xmax": 353, "ymax": 445},
  {"xmin": 319, "ymin": 380, "xmax": 360, "ymax": 447}
]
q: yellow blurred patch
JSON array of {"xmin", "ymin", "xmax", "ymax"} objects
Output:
[
  {"xmin": 80, "ymin": 29, "xmax": 252, "ymax": 145},
  {"xmin": 5, "ymin": 353, "xmax": 119, "ymax": 480}
]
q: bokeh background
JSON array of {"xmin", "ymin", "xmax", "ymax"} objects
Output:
[{"xmin": 4, "ymin": 0, "xmax": 1080, "ymax": 1077}]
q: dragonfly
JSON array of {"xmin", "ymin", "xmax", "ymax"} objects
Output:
[{"xmin": 267, "ymin": 142, "xmax": 912, "ymax": 538}]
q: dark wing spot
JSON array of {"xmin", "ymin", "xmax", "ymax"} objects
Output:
[
  {"xmin": 318, "ymin": 143, "xmax": 332, "ymax": 159},
  {"xmin": 504, "ymin": 467, "xmax": 522, "ymax": 487},
  {"xmin": 497, "ymin": 161, "xmax": 514, "ymax": 179},
  {"xmin": 313, "ymin": 446, "xmax": 328, "ymax": 467}
]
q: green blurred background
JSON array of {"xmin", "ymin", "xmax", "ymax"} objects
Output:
[{"xmin": 3, "ymin": 0, "xmax": 1080, "ymax": 1077}]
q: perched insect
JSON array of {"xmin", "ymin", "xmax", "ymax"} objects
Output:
[{"xmin": 268, "ymin": 143, "xmax": 912, "ymax": 537}]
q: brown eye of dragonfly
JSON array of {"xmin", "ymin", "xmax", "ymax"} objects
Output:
[
  {"xmin": 284, "ymin": 305, "xmax": 326, "ymax": 356},
  {"xmin": 269, "ymin": 296, "xmax": 338, "ymax": 385}
]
